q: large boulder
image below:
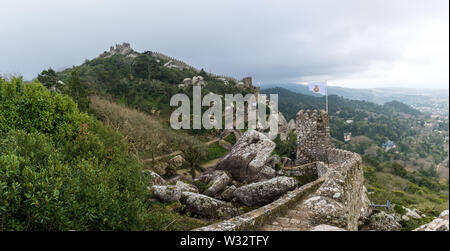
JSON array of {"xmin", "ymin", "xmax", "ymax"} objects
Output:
[
  {"xmin": 266, "ymin": 155, "xmax": 281, "ymax": 169},
  {"xmin": 143, "ymin": 170, "xmax": 166, "ymax": 186},
  {"xmin": 233, "ymin": 176, "xmax": 297, "ymax": 207},
  {"xmin": 182, "ymin": 78, "xmax": 192, "ymax": 85},
  {"xmin": 364, "ymin": 211, "xmax": 402, "ymax": 231},
  {"xmin": 180, "ymin": 192, "xmax": 240, "ymax": 219},
  {"xmin": 288, "ymin": 119, "xmax": 296, "ymax": 131},
  {"xmin": 192, "ymin": 76, "xmax": 206, "ymax": 86},
  {"xmin": 278, "ymin": 112, "xmax": 289, "ymax": 141},
  {"xmin": 221, "ymin": 185, "xmax": 237, "ymax": 201},
  {"xmin": 175, "ymin": 181, "xmax": 199, "ymax": 193},
  {"xmin": 170, "ymin": 155, "xmax": 185, "ymax": 168},
  {"xmin": 195, "ymin": 170, "xmax": 226, "ymax": 184},
  {"xmin": 204, "ymin": 172, "xmax": 231, "ymax": 197},
  {"xmin": 304, "ymin": 196, "xmax": 348, "ymax": 228},
  {"xmin": 414, "ymin": 210, "xmax": 449, "ymax": 231},
  {"xmin": 151, "ymin": 185, "xmax": 181, "ymax": 203},
  {"xmin": 215, "ymin": 130, "xmax": 276, "ymax": 183},
  {"xmin": 403, "ymin": 207, "xmax": 422, "ymax": 219}
]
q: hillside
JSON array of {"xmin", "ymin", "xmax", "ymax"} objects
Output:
[
  {"xmin": 260, "ymin": 83, "xmax": 449, "ymax": 115},
  {"xmin": 38, "ymin": 44, "xmax": 254, "ymax": 119},
  {"xmin": 384, "ymin": 101, "xmax": 421, "ymax": 116}
]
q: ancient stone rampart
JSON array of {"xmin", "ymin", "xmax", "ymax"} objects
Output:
[
  {"xmin": 151, "ymin": 51, "xmax": 239, "ymax": 83},
  {"xmin": 304, "ymin": 148, "xmax": 371, "ymax": 230}
]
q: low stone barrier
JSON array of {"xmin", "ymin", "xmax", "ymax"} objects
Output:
[{"xmin": 194, "ymin": 177, "xmax": 325, "ymax": 231}]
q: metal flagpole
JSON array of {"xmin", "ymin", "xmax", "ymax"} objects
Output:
[
  {"xmin": 324, "ymin": 79, "xmax": 330, "ymax": 168},
  {"xmin": 325, "ymin": 80, "xmax": 328, "ymax": 113}
]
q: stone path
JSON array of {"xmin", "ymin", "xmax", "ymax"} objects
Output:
[{"xmin": 258, "ymin": 192, "xmax": 316, "ymax": 231}]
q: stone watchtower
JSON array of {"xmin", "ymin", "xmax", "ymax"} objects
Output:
[
  {"xmin": 295, "ymin": 109, "xmax": 331, "ymax": 165},
  {"xmin": 242, "ymin": 77, "xmax": 253, "ymax": 88}
]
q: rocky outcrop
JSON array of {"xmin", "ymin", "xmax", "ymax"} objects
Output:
[
  {"xmin": 364, "ymin": 211, "xmax": 401, "ymax": 231},
  {"xmin": 414, "ymin": 210, "xmax": 449, "ymax": 231},
  {"xmin": 143, "ymin": 170, "xmax": 166, "ymax": 186},
  {"xmin": 221, "ymin": 185, "xmax": 237, "ymax": 201},
  {"xmin": 288, "ymin": 119, "xmax": 296, "ymax": 131},
  {"xmin": 196, "ymin": 170, "xmax": 226, "ymax": 184},
  {"xmin": 266, "ymin": 155, "xmax": 281, "ymax": 169},
  {"xmin": 170, "ymin": 155, "xmax": 185, "ymax": 168},
  {"xmin": 278, "ymin": 112, "xmax": 289, "ymax": 141},
  {"xmin": 403, "ymin": 206, "xmax": 422, "ymax": 219},
  {"xmin": 191, "ymin": 76, "xmax": 206, "ymax": 87},
  {"xmin": 175, "ymin": 181, "xmax": 199, "ymax": 193},
  {"xmin": 204, "ymin": 172, "xmax": 231, "ymax": 197},
  {"xmin": 151, "ymin": 185, "xmax": 181, "ymax": 203},
  {"xmin": 180, "ymin": 192, "xmax": 240, "ymax": 219},
  {"xmin": 233, "ymin": 176, "xmax": 297, "ymax": 207},
  {"xmin": 215, "ymin": 130, "xmax": 276, "ymax": 183}
]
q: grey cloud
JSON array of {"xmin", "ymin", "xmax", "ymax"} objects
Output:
[{"xmin": 0, "ymin": 0, "xmax": 448, "ymax": 89}]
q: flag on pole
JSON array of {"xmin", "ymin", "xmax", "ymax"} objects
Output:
[{"xmin": 308, "ymin": 81, "xmax": 327, "ymax": 95}]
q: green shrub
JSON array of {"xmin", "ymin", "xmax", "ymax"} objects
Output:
[
  {"xmin": 205, "ymin": 142, "xmax": 227, "ymax": 161},
  {"xmin": 224, "ymin": 133, "xmax": 236, "ymax": 145},
  {"xmin": 0, "ymin": 78, "xmax": 154, "ymax": 230},
  {"xmin": 393, "ymin": 204, "xmax": 407, "ymax": 215}
]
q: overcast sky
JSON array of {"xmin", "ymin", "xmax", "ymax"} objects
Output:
[{"xmin": 1, "ymin": 0, "xmax": 448, "ymax": 89}]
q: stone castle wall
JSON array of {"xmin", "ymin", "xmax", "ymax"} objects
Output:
[
  {"xmin": 296, "ymin": 109, "xmax": 331, "ymax": 165},
  {"xmin": 151, "ymin": 51, "xmax": 239, "ymax": 83},
  {"xmin": 305, "ymin": 148, "xmax": 371, "ymax": 230}
]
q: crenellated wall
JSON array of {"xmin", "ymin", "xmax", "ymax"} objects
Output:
[{"xmin": 296, "ymin": 109, "xmax": 331, "ymax": 165}]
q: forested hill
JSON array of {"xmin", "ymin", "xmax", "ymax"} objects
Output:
[
  {"xmin": 261, "ymin": 87, "xmax": 407, "ymax": 121},
  {"xmin": 261, "ymin": 87, "xmax": 427, "ymax": 146},
  {"xmin": 384, "ymin": 100, "xmax": 421, "ymax": 116},
  {"xmin": 37, "ymin": 48, "xmax": 253, "ymax": 117}
]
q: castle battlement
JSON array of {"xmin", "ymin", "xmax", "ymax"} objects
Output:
[
  {"xmin": 296, "ymin": 109, "xmax": 331, "ymax": 165},
  {"xmin": 99, "ymin": 42, "xmax": 137, "ymax": 58}
]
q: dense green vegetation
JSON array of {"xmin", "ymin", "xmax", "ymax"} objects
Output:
[
  {"xmin": 383, "ymin": 100, "xmax": 421, "ymax": 116},
  {"xmin": 0, "ymin": 77, "xmax": 205, "ymax": 230},
  {"xmin": 40, "ymin": 53, "xmax": 252, "ymax": 118}
]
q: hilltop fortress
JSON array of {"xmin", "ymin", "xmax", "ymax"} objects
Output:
[{"xmin": 98, "ymin": 43, "xmax": 260, "ymax": 93}]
